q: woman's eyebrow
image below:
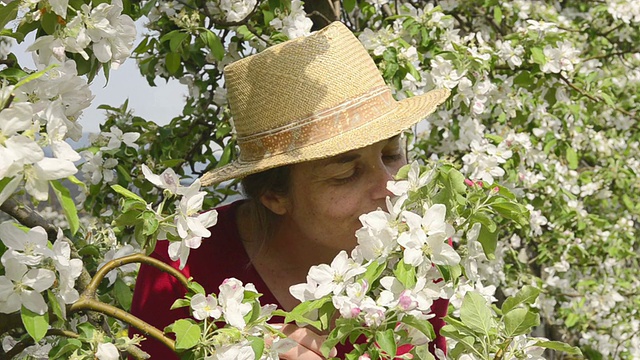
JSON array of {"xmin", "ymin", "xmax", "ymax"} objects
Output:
[{"xmin": 325, "ymin": 153, "xmax": 361, "ymax": 165}]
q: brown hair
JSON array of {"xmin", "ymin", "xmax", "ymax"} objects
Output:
[{"xmin": 240, "ymin": 165, "xmax": 291, "ymax": 245}]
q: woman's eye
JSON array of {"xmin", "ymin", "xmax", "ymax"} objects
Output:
[
  {"xmin": 333, "ymin": 168, "xmax": 361, "ymax": 185},
  {"xmin": 382, "ymin": 153, "xmax": 404, "ymax": 163}
]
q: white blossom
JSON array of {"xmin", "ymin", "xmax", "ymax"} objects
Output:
[
  {"xmin": 95, "ymin": 342, "xmax": 119, "ymax": 360},
  {"xmin": 191, "ymin": 293, "xmax": 222, "ymax": 320},
  {"xmin": 0, "ymin": 223, "xmax": 53, "ymax": 266},
  {"xmin": 0, "ymin": 259, "xmax": 55, "ymax": 315}
]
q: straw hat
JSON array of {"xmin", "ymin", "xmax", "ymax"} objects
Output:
[{"xmin": 200, "ymin": 22, "xmax": 450, "ymax": 186}]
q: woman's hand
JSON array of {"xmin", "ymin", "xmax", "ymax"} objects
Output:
[{"xmin": 275, "ymin": 324, "xmax": 337, "ymax": 359}]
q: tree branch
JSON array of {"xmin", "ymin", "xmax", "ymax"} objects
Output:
[
  {"xmin": 83, "ymin": 253, "xmax": 190, "ymax": 298},
  {"xmin": 0, "ymin": 197, "xmax": 94, "ymax": 296},
  {"xmin": 557, "ymin": 74, "xmax": 638, "ymax": 121},
  {"xmin": 0, "ymin": 198, "xmax": 58, "ymax": 241},
  {"xmin": 68, "ymin": 253, "xmax": 192, "ymax": 353}
]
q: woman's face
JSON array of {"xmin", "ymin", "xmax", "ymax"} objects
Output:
[{"xmin": 270, "ymin": 136, "xmax": 406, "ymax": 257}]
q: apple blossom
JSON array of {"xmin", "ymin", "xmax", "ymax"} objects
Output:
[
  {"xmin": 191, "ymin": 293, "xmax": 222, "ymax": 321},
  {"xmin": 0, "ymin": 259, "xmax": 55, "ymax": 315},
  {"xmin": 0, "ymin": 223, "xmax": 53, "ymax": 266},
  {"xmin": 95, "ymin": 342, "xmax": 119, "ymax": 360}
]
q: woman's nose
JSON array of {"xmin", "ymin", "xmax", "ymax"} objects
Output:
[{"xmin": 370, "ymin": 162, "xmax": 395, "ymax": 201}]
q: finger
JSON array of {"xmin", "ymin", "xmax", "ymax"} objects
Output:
[
  {"xmin": 277, "ymin": 324, "xmax": 338, "ymax": 359},
  {"xmin": 279, "ymin": 344, "xmax": 326, "ymax": 360}
]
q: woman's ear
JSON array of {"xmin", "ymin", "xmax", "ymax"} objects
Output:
[{"xmin": 259, "ymin": 191, "xmax": 289, "ymax": 215}]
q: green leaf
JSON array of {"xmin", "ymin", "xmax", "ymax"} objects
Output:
[
  {"xmin": 318, "ymin": 299, "xmax": 335, "ymax": 330},
  {"xmin": 362, "ymin": 260, "xmax": 385, "ymax": 285},
  {"xmin": 78, "ymin": 244, "xmax": 101, "ymax": 257},
  {"xmin": 485, "ymin": 134, "xmax": 503, "ymax": 144},
  {"xmin": 236, "ymin": 25, "xmax": 255, "ymax": 40},
  {"xmin": 599, "ymin": 92, "xmax": 615, "ymax": 106},
  {"xmin": 171, "ymin": 298, "xmax": 191, "ymax": 310},
  {"xmin": 248, "ymin": 336, "xmax": 265, "ymax": 360},
  {"xmin": 116, "ymin": 164, "xmax": 132, "ymax": 183},
  {"xmin": 402, "ymin": 315, "xmax": 435, "ymax": 341},
  {"xmin": 439, "ymin": 325, "xmax": 481, "ymax": 356},
  {"xmin": 493, "ymin": 6, "xmax": 503, "ymax": 26},
  {"xmin": 375, "ymin": 328, "xmax": 397, "ymax": 358},
  {"xmin": 114, "ymin": 277, "xmax": 133, "ymax": 311},
  {"xmin": 477, "ymin": 224, "xmax": 498, "ymax": 260},
  {"xmin": 111, "ymin": 184, "xmax": 146, "ymax": 203},
  {"xmin": 50, "ymin": 180, "xmax": 80, "ymax": 235},
  {"xmin": 622, "ymin": 194, "xmax": 634, "ymax": 211},
  {"xmin": 412, "ymin": 344, "xmax": 436, "ymax": 360},
  {"xmin": 533, "ymin": 340, "xmax": 583, "ymax": 356},
  {"xmin": 142, "ymin": 211, "xmax": 159, "ymax": 236},
  {"xmin": 21, "ymin": 306, "xmax": 49, "ymax": 342},
  {"xmin": 405, "ymin": 62, "xmax": 422, "ymax": 82},
  {"xmin": 321, "ymin": 322, "xmax": 354, "ymax": 357},
  {"xmin": 169, "ymin": 319, "xmax": 201, "ymax": 350},
  {"xmin": 502, "ymin": 285, "xmax": 540, "ymax": 314},
  {"xmin": 393, "ymin": 260, "xmax": 417, "ymax": 288},
  {"xmin": 15, "ymin": 64, "xmax": 57, "ymax": 89},
  {"xmin": 285, "ymin": 297, "xmax": 330, "ymax": 330},
  {"xmin": 471, "ymin": 212, "xmax": 496, "ymax": 233},
  {"xmin": 460, "ymin": 292, "xmax": 494, "ymax": 336},
  {"xmin": 218, "ymin": 144, "xmax": 232, "ymax": 167},
  {"xmin": 513, "ymin": 71, "xmax": 535, "ymax": 89},
  {"xmin": 566, "ymin": 146, "xmax": 578, "ymax": 170},
  {"xmin": 165, "ymin": 52, "xmax": 181, "ymax": 75},
  {"xmin": 49, "ymin": 338, "xmax": 82, "ymax": 359},
  {"xmin": 187, "ymin": 280, "xmax": 206, "ymax": 295},
  {"xmin": 200, "ymin": 30, "xmax": 225, "ymax": 62},
  {"xmin": 343, "ymin": 0, "xmax": 356, "ymax": 12},
  {"xmin": 0, "ymin": 67, "xmax": 29, "ymax": 82},
  {"xmin": 0, "ymin": 1, "xmax": 19, "ymax": 30},
  {"xmin": 169, "ymin": 32, "xmax": 189, "ymax": 52},
  {"xmin": 46, "ymin": 290, "xmax": 65, "ymax": 325},
  {"xmin": 504, "ymin": 308, "xmax": 540, "ymax": 337},
  {"xmin": 447, "ymin": 168, "xmax": 467, "ymax": 194},
  {"xmin": 41, "ymin": 11, "xmax": 58, "ymax": 35},
  {"xmin": 564, "ymin": 312, "xmax": 579, "ymax": 328},
  {"xmin": 394, "ymin": 163, "xmax": 411, "ymax": 180},
  {"xmin": 530, "ymin": 47, "xmax": 546, "ymax": 65}
]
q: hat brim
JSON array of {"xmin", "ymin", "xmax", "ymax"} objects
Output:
[{"xmin": 200, "ymin": 88, "xmax": 450, "ymax": 186}]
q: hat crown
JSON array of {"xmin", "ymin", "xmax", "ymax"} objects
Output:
[{"xmin": 225, "ymin": 22, "xmax": 390, "ymax": 149}]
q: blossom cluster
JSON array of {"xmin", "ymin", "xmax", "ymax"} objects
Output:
[
  {"xmin": 354, "ymin": 1, "xmax": 640, "ymax": 356},
  {"xmin": 284, "ymin": 161, "xmax": 552, "ymax": 358},
  {"xmin": 0, "ymin": 223, "xmax": 82, "ymax": 317},
  {"xmin": 27, "ymin": 0, "xmax": 136, "ymax": 69},
  {"xmin": 177, "ymin": 278, "xmax": 294, "ymax": 360},
  {"xmin": 141, "ymin": 165, "xmax": 218, "ymax": 268}
]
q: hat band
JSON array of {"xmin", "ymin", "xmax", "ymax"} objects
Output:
[{"xmin": 237, "ymin": 86, "xmax": 396, "ymax": 162}]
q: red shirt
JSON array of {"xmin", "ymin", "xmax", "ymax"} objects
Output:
[{"xmin": 130, "ymin": 201, "xmax": 447, "ymax": 358}]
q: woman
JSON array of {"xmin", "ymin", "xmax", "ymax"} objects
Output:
[{"xmin": 131, "ymin": 21, "xmax": 450, "ymax": 359}]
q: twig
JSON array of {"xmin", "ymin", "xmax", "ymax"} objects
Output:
[
  {"xmin": 583, "ymin": 50, "xmax": 638, "ymax": 62},
  {"xmin": 0, "ymin": 197, "xmax": 94, "ymax": 297},
  {"xmin": 381, "ymin": 4, "xmax": 393, "ymax": 18},
  {"xmin": 307, "ymin": 10, "xmax": 333, "ymax": 26},
  {"xmin": 0, "ymin": 198, "xmax": 58, "ymax": 241},
  {"xmin": 69, "ymin": 253, "xmax": 191, "ymax": 353},
  {"xmin": 602, "ymin": 23, "xmax": 623, "ymax": 37},
  {"xmin": 82, "ymin": 253, "xmax": 189, "ymax": 297},
  {"xmin": 332, "ymin": 0, "xmax": 341, "ymax": 19},
  {"xmin": 71, "ymin": 298, "xmax": 176, "ymax": 352},
  {"xmin": 557, "ymin": 74, "xmax": 638, "ymax": 121},
  {"xmin": 1, "ymin": 329, "xmax": 79, "ymax": 360}
]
